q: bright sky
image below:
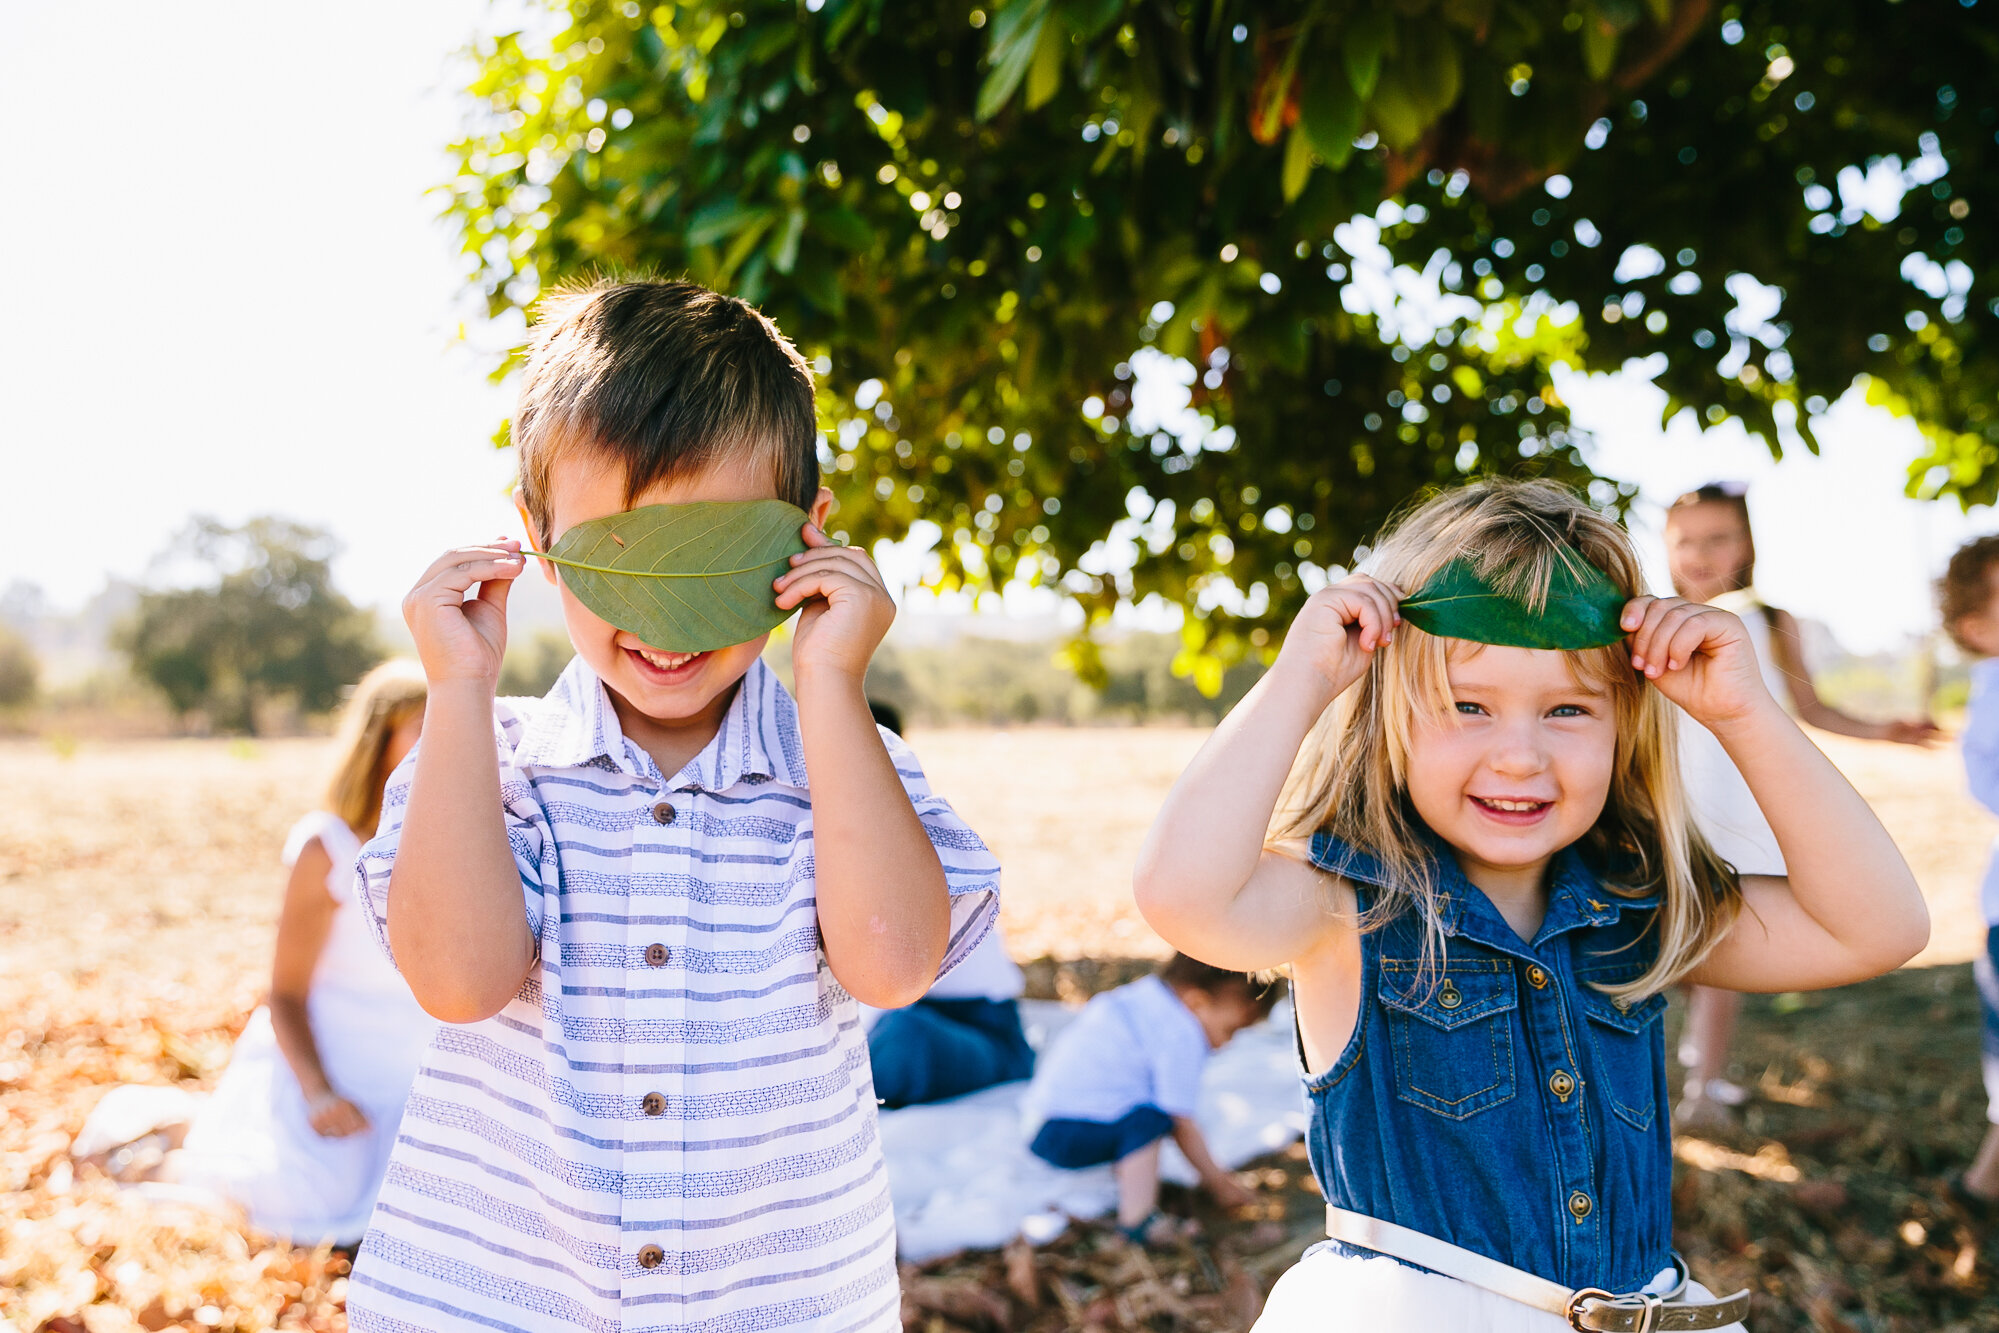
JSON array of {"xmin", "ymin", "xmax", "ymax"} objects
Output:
[{"xmin": 3, "ymin": 3, "xmax": 1988, "ymax": 657}]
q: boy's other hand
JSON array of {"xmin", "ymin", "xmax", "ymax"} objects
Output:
[
  {"xmin": 404, "ymin": 540, "xmax": 526, "ymax": 686},
  {"xmin": 774, "ymin": 524, "xmax": 894, "ymax": 686},
  {"xmin": 305, "ymin": 1090, "xmax": 370, "ymax": 1138}
]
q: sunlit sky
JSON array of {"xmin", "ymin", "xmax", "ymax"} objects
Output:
[{"xmin": 4, "ymin": 3, "xmax": 1989, "ymax": 657}]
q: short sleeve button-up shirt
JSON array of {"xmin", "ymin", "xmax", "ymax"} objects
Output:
[{"xmin": 348, "ymin": 656, "xmax": 1000, "ymax": 1333}]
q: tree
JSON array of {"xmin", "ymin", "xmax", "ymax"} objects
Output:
[
  {"xmin": 0, "ymin": 625, "xmax": 36, "ymax": 709},
  {"xmin": 116, "ymin": 518, "xmax": 380, "ymax": 734},
  {"xmin": 446, "ymin": 0, "xmax": 1995, "ymax": 686}
]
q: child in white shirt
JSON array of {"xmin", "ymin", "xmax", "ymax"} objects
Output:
[{"xmin": 1022, "ymin": 954, "xmax": 1274, "ymax": 1243}]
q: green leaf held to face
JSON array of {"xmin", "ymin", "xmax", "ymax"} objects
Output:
[
  {"xmin": 536, "ymin": 500, "xmax": 811, "ymax": 654},
  {"xmin": 1398, "ymin": 556, "xmax": 1627, "ymax": 650}
]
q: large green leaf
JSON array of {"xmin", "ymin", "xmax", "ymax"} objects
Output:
[
  {"xmin": 1398, "ymin": 557, "xmax": 1627, "ymax": 650},
  {"xmin": 537, "ymin": 500, "xmax": 811, "ymax": 653}
]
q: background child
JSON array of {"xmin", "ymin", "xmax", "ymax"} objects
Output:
[
  {"xmin": 1939, "ymin": 535, "xmax": 1999, "ymax": 1214},
  {"xmin": 1664, "ymin": 483, "xmax": 1938, "ymax": 1128},
  {"xmin": 171, "ymin": 659, "xmax": 434, "ymax": 1244},
  {"xmin": 1021, "ymin": 953, "xmax": 1270, "ymax": 1245},
  {"xmin": 861, "ymin": 700, "xmax": 1035, "ymax": 1107},
  {"xmin": 1135, "ymin": 480, "xmax": 1926, "ymax": 1329},
  {"xmin": 351, "ymin": 280, "xmax": 999, "ymax": 1333}
]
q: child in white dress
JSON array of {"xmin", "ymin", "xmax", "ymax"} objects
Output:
[{"xmin": 171, "ymin": 659, "xmax": 434, "ymax": 1245}]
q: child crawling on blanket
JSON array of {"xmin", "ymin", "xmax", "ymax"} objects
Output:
[{"xmin": 1021, "ymin": 954, "xmax": 1279, "ymax": 1244}]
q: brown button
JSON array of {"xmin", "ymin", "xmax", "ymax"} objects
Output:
[
  {"xmin": 644, "ymin": 942, "xmax": 669, "ymax": 967},
  {"xmin": 1525, "ymin": 965, "xmax": 1549, "ymax": 989},
  {"xmin": 1549, "ymin": 1070, "xmax": 1575, "ymax": 1100},
  {"xmin": 1437, "ymin": 981, "xmax": 1462, "ymax": 1010},
  {"xmin": 1568, "ymin": 1190, "xmax": 1593, "ymax": 1220},
  {"xmin": 641, "ymin": 1092, "xmax": 665, "ymax": 1116},
  {"xmin": 637, "ymin": 1243, "xmax": 665, "ymax": 1269},
  {"xmin": 652, "ymin": 801, "xmax": 676, "ymax": 825}
]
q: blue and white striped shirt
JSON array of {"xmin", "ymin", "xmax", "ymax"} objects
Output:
[{"xmin": 348, "ymin": 656, "xmax": 999, "ymax": 1333}]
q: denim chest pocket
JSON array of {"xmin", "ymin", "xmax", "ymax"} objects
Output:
[
  {"xmin": 1576, "ymin": 977, "xmax": 1669, "ymax": 1131},
  {"xmin": 1379, "ymin": 960, "xmax": 1519, "ymax": 1120}
]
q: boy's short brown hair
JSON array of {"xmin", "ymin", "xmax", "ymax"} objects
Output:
[
  {"xmin": 514, "ymin": 279, "xmax": 821, "ymax": 545},
  {"xmin": 1158, "ymin": 953, "xmax": 1284, "ymax": 1019},
  {"xmin": 1940, "ymin": 535, "xmax": 1999, "ymax": 652}
]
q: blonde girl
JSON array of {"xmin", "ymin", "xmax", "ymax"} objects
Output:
[
  {"xmin": 1134, "ymin": 480, "xmax": 1926, "ymax": 1330},
  {"xmin": 172, "ymin": 659, "xmax": 436, "ymax": 1245}
]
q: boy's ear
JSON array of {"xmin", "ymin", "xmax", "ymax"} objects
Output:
[
  {"xmin": 512, "ymin": 490, "xmax": 560, "ymax": 586},
  {"xmin": 807, "ymin": 486, "xmax": 835, "ymax": 530}
]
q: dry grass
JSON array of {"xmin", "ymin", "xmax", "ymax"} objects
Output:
[{"xmin": 1, "ymin": 729, "xmax": 1995, "ymax": 1332}]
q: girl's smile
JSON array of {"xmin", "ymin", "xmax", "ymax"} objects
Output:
[{"xmin": 1467, "ymin": 794, "xmax": 1556, "ymax": 825}]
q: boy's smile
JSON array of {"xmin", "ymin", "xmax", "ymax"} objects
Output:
[{"xmin": 531, "ymin": 445, "xmax": 833, "ymax": 772}]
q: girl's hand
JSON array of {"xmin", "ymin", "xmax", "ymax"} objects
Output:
[
  {"xmin": 1622, "ymin": 595, "xmax": 1776, "ymax": 728},
  {"xmin": 305, "ymin": 1090, "xmax": 370, "ymax": 1138},
  {"xmin": 1271, "ymin": 574, "xmax": 1405, "ymax": 704},
  {"xmin": 402, "ymin": 540, "xmax": 525, "ymax": 686},
  {"xmin": 774, "ymin": 524, "xmax": 895, "ymax": 686}
]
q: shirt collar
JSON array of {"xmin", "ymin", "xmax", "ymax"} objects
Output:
[
  {"xmin": 1308, "ymin": 828, "xmax": 1659, "ymax": 950},
  {"xmin": 510, "ymin": 655, "xmax": 807, "ymax": 792}
]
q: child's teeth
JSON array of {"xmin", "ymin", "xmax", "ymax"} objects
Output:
[{"xmin": 638, "ymin": 648, "xmax": 695, "ymax": 669}]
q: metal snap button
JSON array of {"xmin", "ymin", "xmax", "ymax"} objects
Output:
[
  {"xmin": 641, "ymin": 1092, "xmax": 665, "ymax": 1116},
  {"xmin": 1549, "ymin": 1070, "xmax": 1575, "ymax": 1100},
  {"xmin": 637, "ymin": 1243, "xmax": 665, "ymax": 1269},
  {"xmin": 1438, "ymin": 981, "xmax": 1462, "ymax": 1010},
  {"xmin": 1568, "ymin": 1190, "xmax": 1593, "ymax": 1220},
  {"xmin": 1526, "ymin": 965, "xmax": 1549, "ymax": 989},
  {"xmin": 652, "ymin": 801, "xmax": 676, "ymax": 825},
  {"xmin": 644, "ymin": 943, "xmax": 669, "ymax": 967}
]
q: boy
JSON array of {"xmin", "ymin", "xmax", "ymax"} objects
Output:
[
  {"xmin": 1020, "ymin": 954, "xmax": 1274, "ymax": 1245},
  {"xmin": 348, "ymin": 280, "xmax": 1000, "ymax": 1331},
  {"xmin": 1941, "ymin": 534, "xmax": 1999, "ymax": 1216}
]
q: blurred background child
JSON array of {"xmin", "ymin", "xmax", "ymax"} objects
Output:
[
  {"xmin": 862, "ymin": 700, "xmax": 1035, "ymax": 1107},
  {"xmin": 168, "ymin": 659, "xmax": 436, "ymax": 1244},
  {"xmin": 1021, "ymin": 954, "xmax": 1272, "ymax": 1245},
  {"xmin": 1940, "ymin": 535, "xmax": 1999, "ymax": 1214},
  {"xmin": 1664, "ymin": 484, "xmax": 1938, "ymax": 1129}
]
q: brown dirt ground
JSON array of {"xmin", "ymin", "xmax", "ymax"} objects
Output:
[{"xmin": 1, "ymin": 731, "xmax": 1995, "ymax": 1332}]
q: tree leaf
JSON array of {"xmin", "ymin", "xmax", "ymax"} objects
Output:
[
  {"xmin": 1367, "ymin": 66, "xmax": 1425, "ymax": 150},
  {"xmin": 1398, "ymin": 557, "xmax": 1627, "ymax": 650},
  {"xmin": 1581, "ymin": 4, "xmax": 1619, "ymax": 80},
  {"xmin": 1299, "ymin": 72, "xmax": 1361, "ymax": 166},
  {"xmin": 977, "ymin": 0, "xmax": 1054, "ymax": 120},
  {"xmin": 1281, "ymin": 124, "xmax": 1315, "ymax": 202},
  {"xmin": 1025, "ymin": 13, "xmax": 1067, "ymax": 110},
  {"xmin": 537, "ymin": 500, "xmax": 811, "ymax": 653},
  {"xmin": 1342, "ymin": 10, "xmax": 1392, "ymax": 101}
]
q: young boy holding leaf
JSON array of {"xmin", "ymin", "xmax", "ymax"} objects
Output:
[{"xmin": 348, "ymin": 280, "xmax": 1001, "ymax": 1333}]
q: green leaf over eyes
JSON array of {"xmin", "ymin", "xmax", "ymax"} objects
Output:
[
  {"xmin": 1398, "ymin": 556, "xmax": 1627, "ymax": 650},
  {"xmin": 534, "ymin": 500, "xmax": 811, "ymax": 653}
]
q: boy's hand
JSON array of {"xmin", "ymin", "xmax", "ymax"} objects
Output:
[
  {"xmin": 1271, "ymin": 574, "xmax": 1404, "ymax": 704},
  {"xmin": 403, "ymin": 540, "xmax": 526, "ymax": 686},
  {"xmin": 305, "ymin": 1090, "xmax": 370, "ymax": 1138},
  {"xmin": 774, "ymin": 524, "xmax": 894, "ymax": 686},
  {"xmin": 1209, "ymin": 1175, "xmax": 1258, "ymax": 1211},
  {"xmin": 1622, "ymin": 595, "xmax": 1777, "ymax": 730}
]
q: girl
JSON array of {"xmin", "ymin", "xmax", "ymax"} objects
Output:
[
  {"xmin": 1134, "ymin": 480, "xmax": 1927, "ymax": 1330},
  {"xmin": 1663, "ymin": 483, "xmax": 1937, "ymax": 1129},
  {"xmin": 171, "ymin": 659, "xmax": 435, "ymax": 1245}
]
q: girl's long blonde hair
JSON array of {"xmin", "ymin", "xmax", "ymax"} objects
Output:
[
  {"xmin": 325, "ymin": 659, "xmax": 427, "ymax": 837},
  {"xmin": 1275, "ymin": 479, "xmax": 1741, "ymax": 1001}
]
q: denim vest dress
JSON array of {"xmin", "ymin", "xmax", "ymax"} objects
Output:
[{"xmin": 1303, "ymin": 832, "xmax": 1674, "ymax": 1296}]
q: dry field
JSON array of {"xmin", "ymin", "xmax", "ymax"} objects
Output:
[{"xmin": 1, "ymin": 729, "xmax": 1995, "ymax": 1332}]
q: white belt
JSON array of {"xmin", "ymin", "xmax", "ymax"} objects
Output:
[{"xmin": 1326, "ymin": 1206, "xmax": 1751, "ymax": 1331}]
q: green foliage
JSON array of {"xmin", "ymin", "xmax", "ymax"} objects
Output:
[
  {"xmin": 0, "ymin": 625, "xmax": 38, "ymax": 709},
  {"xmin": 447, "ymin": 0, "xmax": 1997, "ymax": 687},
  {"xmin": 1399, "ymin": 555, "xmax": 1626, "ymax": 649},
  {"xmin": 114, "ymin": 519, "xmax": 380, "ymax": 735},
  {"xmin": 500, "ymin": 628, "xmax": 579, "ymax": 696},
  {"xmin": 539, "ymin": 499, "xmax": 810, "ymax": 652}
]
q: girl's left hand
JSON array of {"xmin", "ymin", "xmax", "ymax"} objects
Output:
[
  {"xmin": 774, "ymin": 524, "xmax": 896, "ymax": 685},
  {"xmin": 1621, "ymin": 595, "xmax": 1777, "ymax": 727}
]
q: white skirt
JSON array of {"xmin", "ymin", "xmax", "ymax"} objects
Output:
[{"xmin": 1255, "ymin": 1246, "xmax": 1748, "ymax": 1332}]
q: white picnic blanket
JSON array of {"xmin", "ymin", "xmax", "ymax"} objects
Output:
[{"xmin": 879, "ymin": 997, "xmax": 1308, "ymax": 1261}]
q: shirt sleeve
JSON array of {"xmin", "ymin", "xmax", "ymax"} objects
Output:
[
  {"xmin": 352, "ymin": 699, "xmax": 551, "ymax": 972},
  {"xmin": 1963, "ymin": 664, "xmax": 1999, "ymax": 817},
  {"xmin": 1146, "ymin": 996, "xmax": 1210, "ymax": 1120},
  {"xmin": 878, "ymin": 726, "xmax": 1001, "ymax": 981}
]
